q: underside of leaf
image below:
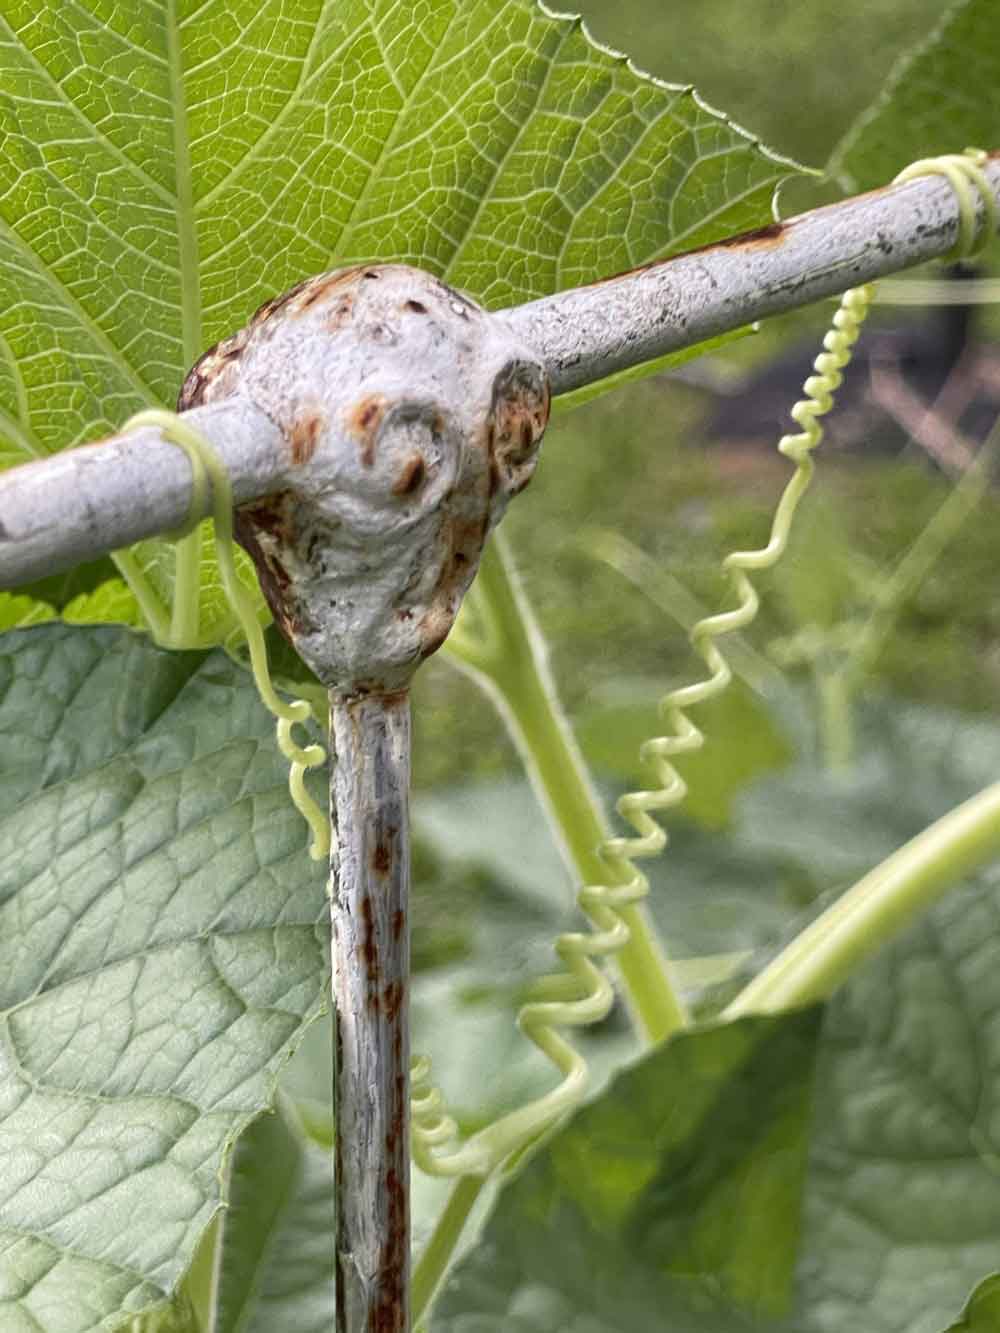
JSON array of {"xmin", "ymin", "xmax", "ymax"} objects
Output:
[{"xmin": 0, "ymin": 625, "xmax": 328, "ymax": 1331}]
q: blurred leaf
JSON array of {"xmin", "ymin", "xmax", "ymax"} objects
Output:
[
  {"xmin": 738, "ymin": 693, "xmax": 1000, "ymax": 891},
  {"xmin": 584, "ymin": 529, "xmax": 782, "ymax": 695},
  {"xmin": 414, "ymin": 780, "xmax": 574, "ymax": 915},
  {"xmin": 16, "ymin": 556, "xmax": 119, "ymax": 612},
  {"xmin": 432, "ymin": 1010, "xmax": 822, "ymax": 1331},
  {"xmin": 0, "ymin": 625, "xmax": 327, "ymax": 1330},
  {"xmin": 574, "ymin": 680, "xmax": 793, "ymax": 828},
  {"xmin": 572, "ymin": 0, "xmax": 945, "ymax": 169},
  {"xmin": 831, "ymin": 0, "xmax": 1000, "ymax": 190},
  {"xmin": 413, "ymin": 783, "xmax": 617, "ymax": 1124},
  {"xmin": 0, "ymin": 590, "xmax": 55, "ymax": 630},
  {"xmin": 436, "ymin": 820, "xmax": 1000, "ymax": 1332},
  {"xmin": 943, "ymin": 1276, "xmax": 1000, "ymax": 1332},
  {"xmin": 212, "ymin": 1097, "xmax": 334, "ymax": 1333},
  {"xmin": 62, "ymin": 578, "xmax": 145, "ymax": 630},
  {"xmin": 412, "ymin": 760, "xmax": 819, "ymax": 991},
  {"xmin": 793, "ymin": 862, "xmax": 1000, "ymax": 1332},
  {"xmin": 432, "ymin": 688, "xmax": 1000, "ymax": 1331}
]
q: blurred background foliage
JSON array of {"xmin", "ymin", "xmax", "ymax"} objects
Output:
[{"xmin": 401, "ymin": 0, "xmax": 1000, "ymax": 994}]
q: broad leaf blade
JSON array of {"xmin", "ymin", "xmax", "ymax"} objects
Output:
[
  {"xmin": 213, "ymin": 1096, "xmax": 334, "ymax": 1333},
  {"xmin": 830, "ymin": 0, "xmax": 1000, "ymax": 190},
  {"xmin": 433, "ymin": 694, "xmax": 1000, "ymax": 1332},
  {"xmin": 0, "ymin": 0, "xmax": 805, "ymax": 634},
  {"xmin": 431, "ymin": 1010, "xmax": 822, "ymax": 1331},
  {"xmin": 0, "ymin": 624, "xmax": 328, "ymax": 1331},
  {"xmin": 0, "ymin": 591, "xmax": 55, "ymax": 631},
  {"xmin": 943, "ymin": 1276, "xmax": 1000, "ymax": 1332},
  {"xmin": 795, "ymin": 869, "xmax": 1000, "ymax": 1332}
]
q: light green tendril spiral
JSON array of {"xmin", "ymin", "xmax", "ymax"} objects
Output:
[
  {"xmin": 410, "ymin": 283, "xmax": 874, "ymax": 1179},
  {"xmin": 123, "ymin": 409, "xmax": 330, "ymax": 861},
  {"xmin": 894, "ymin": 149, "xmax": 997, "ymax": 261},
  {"xmin": 411, "ymin": 149, "xmax": 996, "ymax": 1181}
]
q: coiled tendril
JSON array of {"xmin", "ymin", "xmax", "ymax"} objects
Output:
[
  {"xmin": 411, "ymin": 282, "xmax": 874, "ymax": 1177},
  {"xmin": 123, "ymin": 409, "xmax": 330, "ymax": 860},
  {"xmin": 412, "ymin": 149, "xmax": 996, "ymax": 1181}
]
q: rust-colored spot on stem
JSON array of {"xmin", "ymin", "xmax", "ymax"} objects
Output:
[
  {"xmin": 347, "ymin": 394, "xmax": 389, "ymax": 467},
  {"xmin": 288, "ymin": 410, "xmax": 325, "ymax": 465},
  {"xmin": 709, "ymin": 219, "xmax": 785, "ymax": 251},
  {"xmin": 581, "ymin": 220, "xmax": 788, "ymax": 293},
  {"xmin": 368, "ymin": 1164, "xmax": 407, "ymax": 1331},
  {"xmin": 360, "ymin": 895, "xmax": 379, "ymax": 986},
  {"xmin": 234, "ymin": 490, "xmax": 302, "ymax": 645},
  {"xmin": 372, "ymin": 839, "xmax": 392, "ymax": 875},
  {"xmin": 381, "ymin": 979, "xmax": 404, "ymax": 1023},
  {"xmin": 391, "ymin": 454, "xmax": 426, "ymax": 496}
]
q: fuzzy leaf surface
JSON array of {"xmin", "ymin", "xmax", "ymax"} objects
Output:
[{"xmin": 0, "ymin": 624, "xmax": 327, "ymax": 1331}]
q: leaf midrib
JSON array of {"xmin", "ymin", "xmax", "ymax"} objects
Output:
[{"xmin": 166, "ymin": 0, "xmax": 201, "ymax": 371}]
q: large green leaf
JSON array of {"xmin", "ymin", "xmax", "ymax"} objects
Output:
[
  {"xmin": 0, "ymin": 0, "xmax": 803, "ymax": 635},
  {"xmin": 432, "ymin": 693, "xmax": 1000, "ymax": 1333},
  {"xmin": 434, "ymin": 863, "xmax": 1000, "ymax": 1332},
  {"xmin": 795, "ymin": 872, "xmax": 1000, "ymax": 1332},
  {"xmin": 0, "ymin": 623, "xmax": 328, "ymax": 1331},
  {"xmin": 830, "ymin": 0, "xmax": 1000, "ymax": 190},
  {"xmin": 943, "ymin": 1276, "xmax": 1000, "ymax": 1332},
  {"xmin": 212, "ymin": 1096, "xmax": 334, "ymax": 1333},
  {"xmin": 411, "ymin": 765, "xmax": 815, "ymax": 989},
  {"xmin": 432, "ymin": 1010, "xmax": 822, "ymax": 1331}
]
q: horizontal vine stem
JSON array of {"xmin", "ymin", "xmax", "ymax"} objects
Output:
[
  {"xmin": 0, "ymin": 397, "xmax": 283, "ymax": 587},
  {"xmin": 2, "ymin": 158, "xmax": 999, "ymax": 588},
  {"xmin": 502, "ymin": 156, "xmax": 1000, "ymax": 394},
  {"xmin": 726, "ymin": 780, "xmax": 1000, "ymax": 1018}
]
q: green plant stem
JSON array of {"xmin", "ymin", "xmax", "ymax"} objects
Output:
[
  {"xmin": 843, "ymin": 423, "xmax": 997, "ymax": 691},
  {"xmin": 169, "ymin": 526, "xmax": 203, "ymax": 647},
  {"xmin": 726, "ymin": 779, "xmax": 1000, "ymax": 1018},
  {"xmin": 446, "ymin": 533, "xmax": 687, "ymax": 1045},
  {"xmin": 111, "ymin": 548, "xmax": 171, "ymax": 642},
  {"xmin": 813, "ymin": 663, "xmax": 854, "ymax": 771},
  {"xmin": 411, "ymin": 1175, "xmax": 486, "ymax": 1327}
]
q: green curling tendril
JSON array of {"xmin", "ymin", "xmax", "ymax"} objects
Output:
[
  {"xmin": 411, "ymin": 149, "xmax": 996, "ymax": 1181},
  {"xmin": 894, "ymin": 149, "xmax": 997, "ymax": 261},
  {"xmin": 123, "ymin": 409, "xmax": 330, "ymax": 861},
  {"xmin": 410, "ymin": 282, "xmax": 874, "ymax": 1179}
]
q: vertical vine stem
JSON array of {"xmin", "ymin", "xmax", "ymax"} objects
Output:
[
  {"xmin": 329, "ymin": 690, "xmax": 412, "ymax": 1333},
  {"xmin": 447, "ymin": 533, "xmax": 687, "ymax": 1045}
]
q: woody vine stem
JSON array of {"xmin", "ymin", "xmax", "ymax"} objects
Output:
[{"xmin": 2, "ymin": 157, "xmax": 1000, "ymax": 1333}]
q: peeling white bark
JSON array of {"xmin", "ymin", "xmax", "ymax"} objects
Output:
[
  {"xmin": 330, "ymin": 690, "xmax": 411, "ymax": 1333},
  {"xmin": 0, "ymin": 398, "xmax": 282, "ymax": 586},
  {"xmin": 503, "ymin": 159, "xmax": 1000, "ymax": 393},
  {"xmin": 183, "ymin": 265, "xmax": 549, "ymax": 692}
]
